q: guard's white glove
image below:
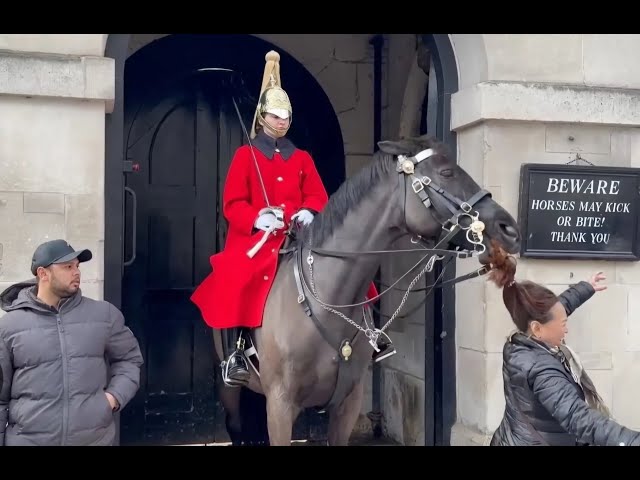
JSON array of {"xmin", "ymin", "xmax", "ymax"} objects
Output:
[
  {"xmin": 248, "ymin": 207, "xmax": 285, "ymax": 258},
  {"xmin": 291, "ymin": 209, "xmax": 315, "ymax": 226},
  {"xmin": 255, "ymin": 212, "xmax": 276, "ymax": 231},
  {"xmin": 254, "ymin": 207, "xmax": 285, "ymax": 232}
]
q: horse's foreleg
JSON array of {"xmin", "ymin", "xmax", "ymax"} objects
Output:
[
  {"xmin": 327, "ymin": 380, "xmax": 365, "ymax": 446},
  {"xmin": 218, "ymin": 384, "xmax": 243, "ymax": 445},
  {"xmin": 265, "ymin": 388, "xmax": 300, "ymax": 446}
]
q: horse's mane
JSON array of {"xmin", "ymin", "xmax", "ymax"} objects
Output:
[
  {"xmin": 299, "ymin": 150, "xmax": 395, "ymax": 247},
  {"xmin": 300, "ymin": 134, "xmax": 450, "ymax": 247}
]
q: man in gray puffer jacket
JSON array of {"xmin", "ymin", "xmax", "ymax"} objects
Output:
[{"xmin": 0, "ymin": 239, "xmax": 144, "ymax": 446}]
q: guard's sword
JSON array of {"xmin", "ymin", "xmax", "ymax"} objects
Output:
[
  {"xmin": 197, "ymin": 67, "xmax": 271, "ymax": 208},
  {"xmin": 197, "ymin": 68, "xmax": 282, "ymax": 258}
]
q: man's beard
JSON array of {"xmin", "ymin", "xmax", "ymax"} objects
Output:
[{"xmin": 51, "ymin": 281, "xmax": 78, "ymax": 299}]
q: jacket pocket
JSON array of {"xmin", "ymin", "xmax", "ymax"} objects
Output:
[{"xmin": 97, "ymin": 392, "xmax": 114, "ymax": 426}]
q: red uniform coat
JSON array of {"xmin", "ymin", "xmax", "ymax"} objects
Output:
[{"xmin": 190, "ymin": 132, "xmax": 378, "ymax": 330}]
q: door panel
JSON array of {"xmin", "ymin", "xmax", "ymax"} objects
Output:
[
  {"xmin": 110, "ymin": 34, "xmax": 353, "ymax": 445},
  {"xmin": 120, "ymin": 77, "xmax": 227, "ymax": 445},
  {"xmin": 120, "ymin": 68, "xmax": 330, "ymax": 445}
]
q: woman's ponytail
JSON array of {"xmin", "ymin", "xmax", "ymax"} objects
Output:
[
  {"xmin": 487, "ymin": 239, "xmax": 517, "ymax": 289},
  {"xmin": 486, "ymin": 239, "xmax": 558, "ymax": 332}
]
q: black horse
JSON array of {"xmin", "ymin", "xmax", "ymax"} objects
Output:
[{"xmin": 212, "ymin": 133, "xmax": 521, "ymax": 445}]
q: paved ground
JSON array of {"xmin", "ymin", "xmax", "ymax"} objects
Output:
[
  {"xmin": 180, "ymin": 433, "xmax": 401, "ymax": 447},
  {"xmin": 303, "ymin": 433, "xmax": 401, "ymax": 446}
]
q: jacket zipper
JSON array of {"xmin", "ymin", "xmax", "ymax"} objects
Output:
[{"xmin": 56, "ymin": 313, "xmax": 69, "ymax": 446}]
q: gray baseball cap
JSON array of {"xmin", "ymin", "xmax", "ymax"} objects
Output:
[{"xmin": 30, "ymin": 239, "xmax": 93, "ymax": 275}]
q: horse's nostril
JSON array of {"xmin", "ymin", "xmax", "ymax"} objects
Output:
[{"xmin": 500, "ymin": 223, "xmax": 519, "ymax": 239}]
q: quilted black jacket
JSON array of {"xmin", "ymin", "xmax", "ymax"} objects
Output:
[{"xmin": 490, "ymin": 281, "xmax": 640, "ymax": 446}]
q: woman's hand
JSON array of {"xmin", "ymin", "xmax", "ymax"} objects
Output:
[{"xmin": 589, "ymin": 271, "xmax": 607, "ymax": 292}]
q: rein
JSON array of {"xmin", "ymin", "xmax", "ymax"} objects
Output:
[
  {"xmin": 283, "ymin": 147, "xmax": 494, "ymax": 303},
  {"xmin": 287, "ymin": 147, "xmax": 495, "ymax": 349},
  {"xmin": 226, "ymin": 92, "xmax": 492, "ymax": 351}
]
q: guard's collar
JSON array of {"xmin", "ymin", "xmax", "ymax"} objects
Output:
[{"xmin": 252, "ymin": 130, "xmax": 296, "ymax": 160}]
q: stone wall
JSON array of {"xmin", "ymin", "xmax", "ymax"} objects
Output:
[
  {"xmin": 449, "ymin": 34, "xmax": 640, "ymax": 445},
  {"xmin": 377, "ymin": 33, "xmax": 431, "ymax": 445},
  {"xmin": 6, "ymin": 33, "xmax": 635, "ymax": 447},
  {"xmin": 0, "ymin": 36, "xmax": 113, "ymax": 309},
  {"xmin": 0, "ymin": 33, "xmax": 414, "ymax": 441}
]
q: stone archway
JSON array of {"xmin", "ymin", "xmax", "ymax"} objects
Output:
[
  {"xmin": 104, "ymin": 32, "xmax": 473, "ymax": 446},
  {"xmin": 104, "ymin": 34, "xmax": 347, "ymax": 310},
  {"xmin": 382, "ymin": 33, "xmax": 492, "ymax": 446},
  {"xmin": 379, "ymin": 33, "xmax": 464, "ymax": 446},
  {"xmin": 419, "ymin": 33, "xmax": 461, "ymax": 446},
  {"xmin": 104, "ymin": 33, "xmax": 347, "ymax": 445}
]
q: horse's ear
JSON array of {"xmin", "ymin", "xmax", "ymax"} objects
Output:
[{"xmin": 377, "ymin": 140, "xmax": 408, "ymax": 156}]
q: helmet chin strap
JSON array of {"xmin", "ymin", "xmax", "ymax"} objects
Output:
[{"xmin": 258, "ymin": 115, "xmax": 290, "ymax": 138}]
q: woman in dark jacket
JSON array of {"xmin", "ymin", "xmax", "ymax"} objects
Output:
[{"xmin": 487, "ymin": 246, "xmax": 640, "ymax": 446}]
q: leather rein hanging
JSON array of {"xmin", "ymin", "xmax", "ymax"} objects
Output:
[
  {"xmin": 287, "ymin": 147, "xmax": 496, "ymax": 300},
  {"xmin": 226, "ymin": 89, "xmax": 498, "ymax": 411},
  {"xmin": 226, "ymin": 89, "xmax": 493, "ymax": 315}
]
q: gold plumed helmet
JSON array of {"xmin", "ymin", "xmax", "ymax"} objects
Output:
[{"xmin": 250, "ymin": 50, "xmax": 293, "ymax": 139}]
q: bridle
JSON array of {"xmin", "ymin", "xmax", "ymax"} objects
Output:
[
  {"xmin": 290, "ymin": 147, "xmax": 497, "ymax": 352},
  {"xmin": 395, "ymin": 147, "xmax": 492, "ymax": 257},
  {"xmin": 219, "ymin": 82, "xmax": 497, "ymax": 359},
  {"xmin": 296, "ymin": 147, "xmax": 494, "ymax": 263}
]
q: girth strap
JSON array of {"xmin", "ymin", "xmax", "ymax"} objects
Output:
[
  {"xmin": 293, "ymin": 243, "xmax": 365, "ymax": 413},
  {"xmin": 315, "ymin": 340, "xmax": 362, "ymax": 414}
]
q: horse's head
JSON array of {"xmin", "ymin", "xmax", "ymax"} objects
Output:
[{"xmin": 378, "ymin": 134, "xmax": 521, "ymax": 264}]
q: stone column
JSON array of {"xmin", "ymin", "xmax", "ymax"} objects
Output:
[{"xmin": 0, "ymin": 35, "xmax": 114, "ymax": 306}]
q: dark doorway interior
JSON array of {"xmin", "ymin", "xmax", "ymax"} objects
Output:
[{"xmin": 115, "ymin": 34, "xmax": 346, "ymax": 445}]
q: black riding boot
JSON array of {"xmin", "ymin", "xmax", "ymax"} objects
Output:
[{"xmin": 222, "ymin": 328, "xmax": 250, "ymax": 387}]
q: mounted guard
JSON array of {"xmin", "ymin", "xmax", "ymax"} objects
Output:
[{"xmin": 190, "ymin": 50, "xmax": 380, "ymax": 387}]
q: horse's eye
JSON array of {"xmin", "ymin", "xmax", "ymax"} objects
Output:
[{"xmin": 439, "ymin": 169, "xmax": 453, "ymax": 178}]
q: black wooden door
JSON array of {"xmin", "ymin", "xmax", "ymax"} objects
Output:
[{"xmin": 120, "ymin": 74, "xmax": 242, "ymax": 445}]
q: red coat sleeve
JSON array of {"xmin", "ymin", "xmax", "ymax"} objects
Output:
[
  {"xmin": 223, "ymin": 147, "xmax": 261, "ymax": 236},
  {"xmin": 299, "ymin": 151, "xmax": 329, "ymax": 213}
]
